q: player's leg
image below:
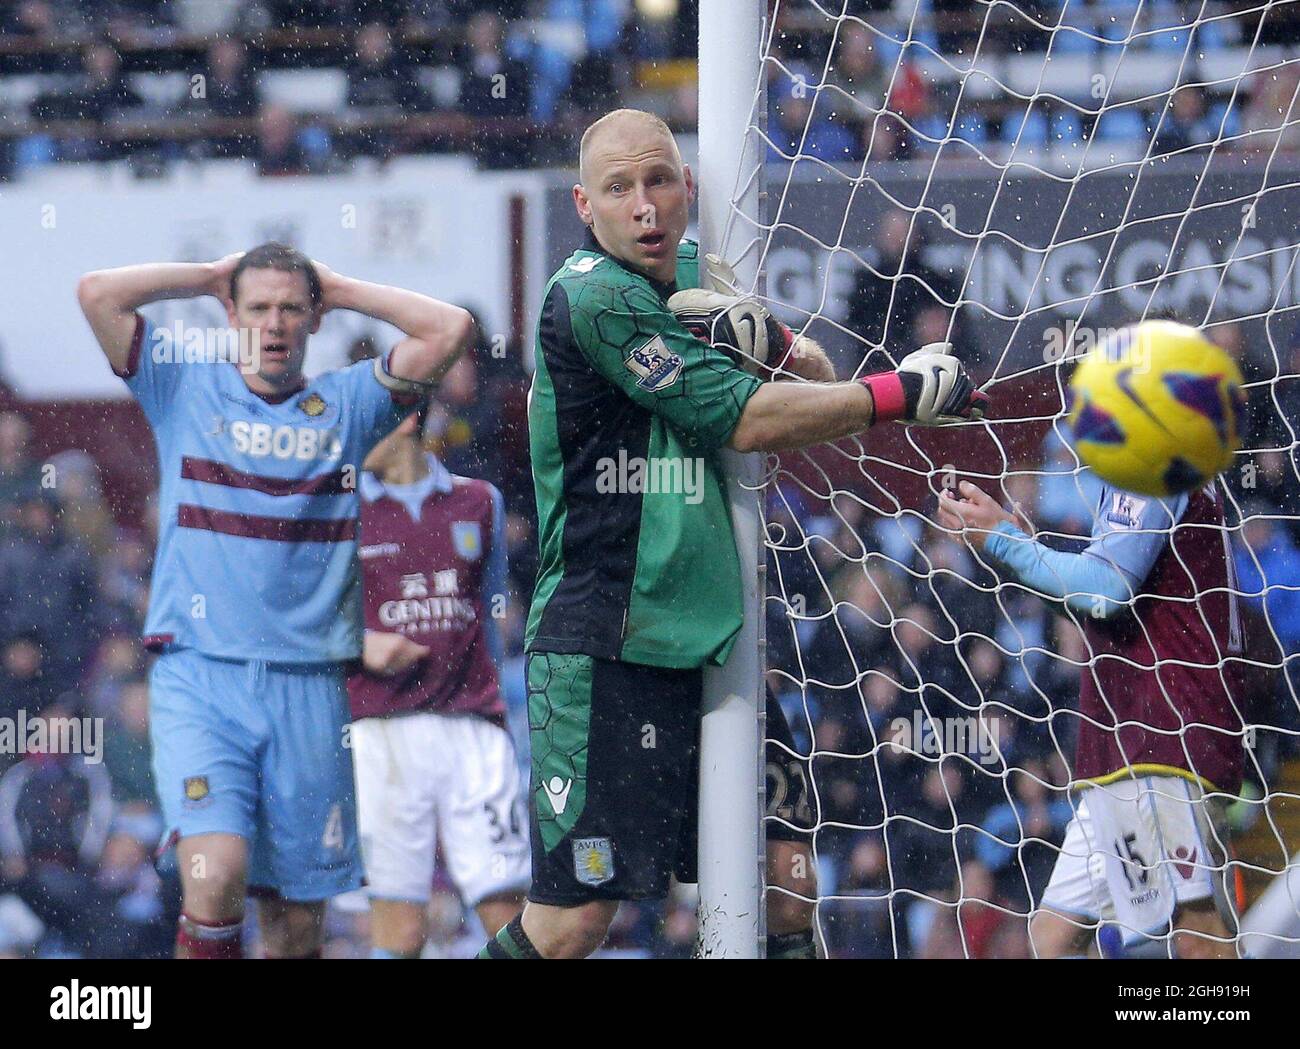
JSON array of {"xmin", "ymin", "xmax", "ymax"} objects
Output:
[
  {"xmin": 475, "ymin": 891, "xmax": 527, "ymax": 939},
  {"xmin": 174, "ymin": 832, "xmax": 250, "ymax": 958},
  {"xmin": 1172, "ymin": 899, "xmax": 1236, "ymax": 959},
  {"xmin": 479, "ymin": 652, "xmax": 700, "ymax": 959},
  {"xmin": 254, "ymin": 661, "xmax": 366, "ymax": 956},
  {"xmin": 764, "ymin": 691, "xmax": 817, "ymax": 957},
  {"xmin": 1088, "ymin": 775, "xmax": 1238, "ymax": 958},
  {"xmin": 1028, "ymin": 906, "xmax": 1094, "ymax": 958},
  {"xmin": 766, "ymin": 841, "xmax": 817, "ymax": 946},
  {"xmin": 1167, "ymin": 780, "xmax": 1239, "ymax": 959},
  {"xmin": 1031, "ymin": 799, "xmax": 1110, "ymax": 959},
  {"xmin": 437, "ymin": 714, "xmax": 530, "ymax": 941},
  {"xmin": 257, "ymin": 898, "xmax": 326, "ymax": 958},
  {"xmin": 514, "ymin": 899, "xmax": 620, "ymax": 958},
  {"xmin": 369, "ymin": 899, "xmax": 429, "ymax": 958},
  {"xmin": 149, "ymin": 649, "xmax": 261, "ymax": 959},
  {"xmin": 351, "ymin": 714, "xmax": 440, "ymax": 959}
]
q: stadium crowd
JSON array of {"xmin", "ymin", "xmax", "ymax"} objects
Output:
[{"xmin": 1, "ymin": 1, "xmax": 1299, "ymax": 178}]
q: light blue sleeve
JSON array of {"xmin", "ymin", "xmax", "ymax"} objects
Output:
[
  {"xmin": 983, "ymin": 484, "xmax": 1187, "ymax": 618},
  {"xmin": 338, "ymin": 350, "xmax": 415, "ymax": 454},
  {"xmin": 482, "ymin": 484, "xmax": 508, "ymax": 675},
  {"xmin": 121, "ymin": 315, "xmax": 187, "ymax": 426}
]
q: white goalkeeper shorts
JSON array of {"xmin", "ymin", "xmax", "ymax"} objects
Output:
[
  {"xmin": 1039, "ymin": 775, "xmax": 1234, "ymax": 941},
  {"xmin": 351, "ymin": 711, "xmax": 530, "ymax": 908}
]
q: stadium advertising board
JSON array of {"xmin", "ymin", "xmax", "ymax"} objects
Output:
[{"xmin": 545, "ymin": 157, "xmax": 1300, "ymax": 376}]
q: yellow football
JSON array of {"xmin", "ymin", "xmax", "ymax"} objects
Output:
[{"xmin": 1067, "ymin": 321, "xmax": 1246, "ymax": 496}]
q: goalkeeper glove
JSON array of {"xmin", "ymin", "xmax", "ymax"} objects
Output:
[
  {"xmin": 860, "ymin": 344, "xmax": 990, "ymax": 425},
  {"xmin": 666, "ymin": 254, "xmax": 795, "ymax": 377}
]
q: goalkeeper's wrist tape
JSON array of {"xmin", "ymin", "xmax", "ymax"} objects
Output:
[
  {"xmin": 767, "ymin": 319, "xmax": 795, "ymax": 376},
  {"xmin": 859, "ymin": 370, "xmax": 910, "ymax": 423}
]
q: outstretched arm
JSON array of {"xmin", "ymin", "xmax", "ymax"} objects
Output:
[
  {"xmin": 317, "ymin": 263, "xmax": 473, "ymax": 386},
  {"xmin": 729, "ymin": 345, "xmax": 987, "ymax": 452},
  {"xmin": 728, "ymin": 379, "xmax": 875, "ymax": 451},
  {"xmin": 937, "ymin": 480, "xmax": 1181, "ymax": 618}
]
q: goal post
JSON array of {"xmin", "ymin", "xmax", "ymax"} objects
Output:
[{"xmin": 696, "ymin": 0, "xmax": 768, "ymax": 958}]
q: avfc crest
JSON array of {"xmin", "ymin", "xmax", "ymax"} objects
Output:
[
  {"xmin": 452, "ymin": 521, "xmax": 482, "ymax": 560},
  {"xmin": 572, "ymin": 837, "xmax": 615, "ymax": 886},
  {"xmin": 298, "ymin": 393, "xmax": 327, "ymax": 417}
]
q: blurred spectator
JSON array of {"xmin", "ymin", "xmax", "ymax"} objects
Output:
[
  {"xmin": 821, "ymin": 833, "xmax": 896, "ymax": 958},
  {"xmin": 101, "ymin": 681, "xmax": 155, "ymax": 808},
  {"xmin": 47, "ymin": 449, "xmax": 115, "ymax": 559},
  {"xmin": 769, "ymin": 64, "xmax": 858, "ymax": 163},
  {"xmin": 1235, "ymin": 501, "xmax": 1300, "ymax": 658},
  {"xmin": 255, "ymin": 105, "xmax": 310, "ymax": 176},
  {"xmin": 87, "ymin": 814, "xmax": 179, "ymax": 958},
  {"xmin": 0, "ymin": 413, "xmax": 41, "ymax": 532},
  {"xmin": 1036, "ymin": 426, "xmax": 1102, "ymax": 539},
  {"xmin": 98, "ymin": 530, "xmax": 153, "ymax": 631},
  {"xmin": 0, "ymin": 708, "xmax": 114, "ymax": 958},
  {"xmin": 1153, "ymin": 84, "xmax": 1216, "ymax": 155},
  {"xmin": 84, "ymin": 635, "xmax": 145, "ymax": 719},
  {"xmin": 887, "ymin": 762, "xmax": 970, "ymax": 953},
  {"xmin": 459, "ymin": 12, "xmax": 531, "ymax": 118},
  {"xmin": 845, "ymin": 210, "xmax": 962, "ymax": 360},
  {"xmin": 0, "ymin": 488, "xmax": 100, "ymax": 696},
  {"xmin": 527, "ymin": 0, "xmax": 627, "ymax": 123},
  {"xmin": 827, "ymin": 21, "xmax": 889, "ymax": 122},
  {"xmin": 421, "ymin": 313, "xmax": 506, "ymax": 484},
  {"xmin": 974, "ymin": 758, "xmax": 1073, "ymax": 906},
  {"xmin": 184, "ymin": 37, "xmax": 261, "ymax": 120},
  {"xmin": 863, "ymin": 112, "xmax": 916, "ymax": 161},
  {"xmin": 0, "ymin": 1, "xmax": 60, "ymax": 37},
  {"xmin": 32, "ymin": 40, "xmax": 143, "ymax": 125},
  {"xmin": 346, "ymin": 21, "xmax": 428, "ymax": 112},
  {"xmin": 0, "ymin": 633, "xmax": 57, "ymax": 746},
  {"xmin": 458, "ymin": 12, "xmax": 532, "ymax": 167},
  {"xmin": 920, "ymin": 859, "xmax": 1030, "ymax": 958},
  {"xmin": 1240, "ymin": 65, "xmax": 1300, "ymax": 155}
]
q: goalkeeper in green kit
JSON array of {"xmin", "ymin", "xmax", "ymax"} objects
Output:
[{"xmin": 478, "ymin": 108, "xmax": 989, "ymax": 959}]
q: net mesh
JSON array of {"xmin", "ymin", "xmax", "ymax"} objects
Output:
[{"xmin": 721, "ymin": 0, "xmax": 1300, "ymax": 957}]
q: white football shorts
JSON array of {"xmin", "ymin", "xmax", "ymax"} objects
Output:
[
  {"xmin": 1039, "ymin": 774, "xmax": 1235, "ymax": 942},
  {"xmin": 351, "ymin": 711, "xmax": 530, "ymax": 907}
]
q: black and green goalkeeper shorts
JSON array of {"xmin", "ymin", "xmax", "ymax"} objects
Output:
[{"xmin": 525, "ymin": 651, "xmax": 812, "ymax": 906}]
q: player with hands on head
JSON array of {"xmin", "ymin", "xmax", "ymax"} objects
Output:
[{"xmin": 77, "ymin": 242, "xmax": 473, "ymax": 959}]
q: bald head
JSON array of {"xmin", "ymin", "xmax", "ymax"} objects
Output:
[
  {"xmin": 579, "ymin": 108, "xmax": 680, "ymax": 186},
  {"xmin": 573, "ymin": 109, "xmax": 694, "ymax": 283}
]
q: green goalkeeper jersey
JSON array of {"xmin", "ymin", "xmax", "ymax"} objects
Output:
[{"xmin": 525, "ymin": 233, "xmax": 762, "ymax": 669}]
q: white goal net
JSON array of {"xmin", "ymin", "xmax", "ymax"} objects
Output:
[{"xmin": 722, "ymin": 0, "xmax": 1300, "ymax": 957}]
